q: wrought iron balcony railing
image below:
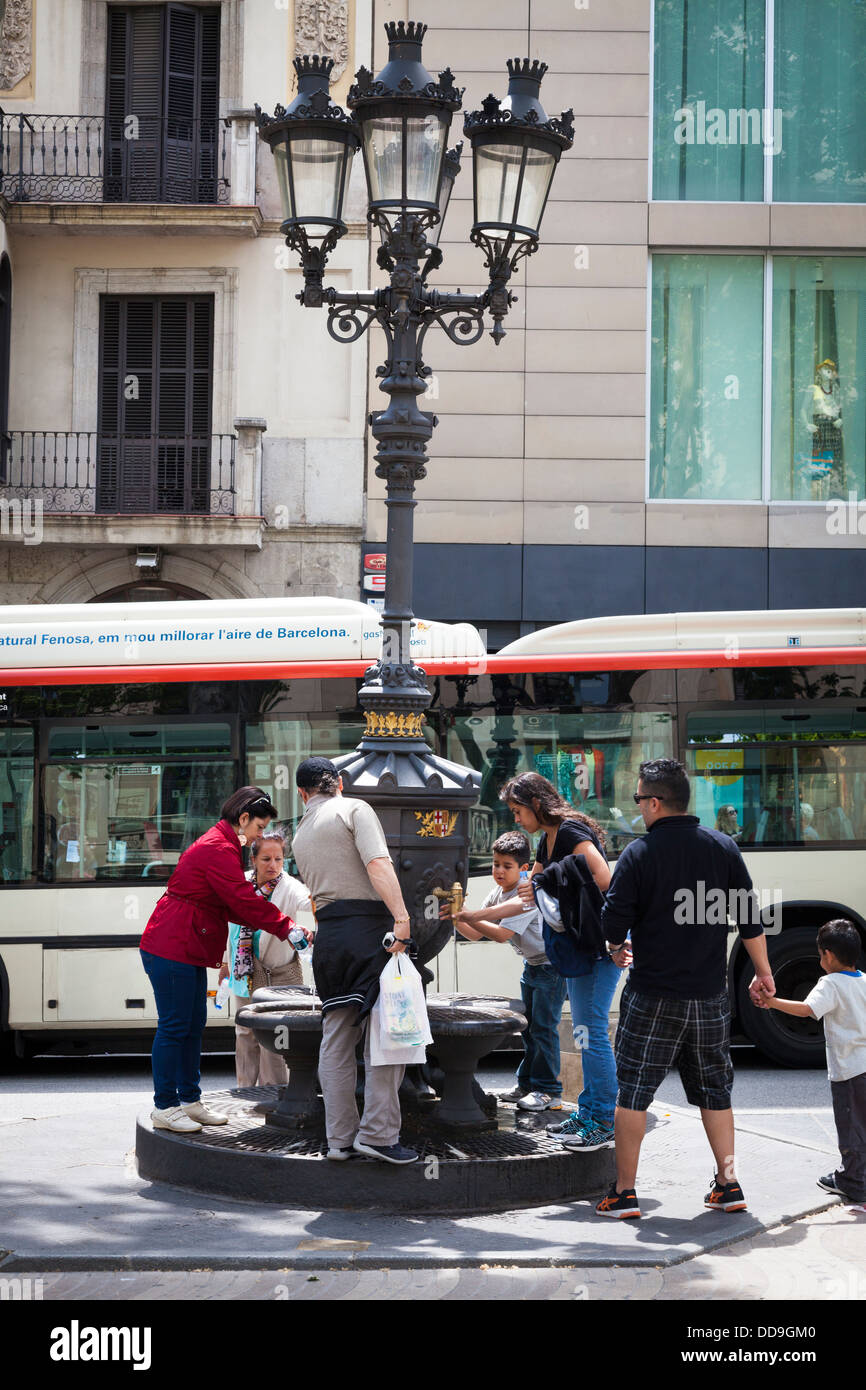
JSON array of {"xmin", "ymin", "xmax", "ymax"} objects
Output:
[
  {"xmin": 0, "ymin": 431, "xmax": 236, "ymax": 515},
  {"xmin": 0, "ymin": 113, "xmax": 231, "ymax": 205}
]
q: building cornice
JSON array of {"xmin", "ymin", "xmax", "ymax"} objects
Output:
[{"xmin": 7, "ymin": 203, "xmax": 264, "ymax": 237}]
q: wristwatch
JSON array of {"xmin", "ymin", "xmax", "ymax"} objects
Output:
[{"xmin": 382, "ymin": 931, "xmax": 416, "ymax": 954}]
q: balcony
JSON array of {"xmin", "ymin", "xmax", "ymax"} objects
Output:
[
  {"xmin": 0, "ymin": 111, "xmax": 262, "ymax": 236},
  {"xmin": 0, "ymin": 429, "xmax": 265, "ymax": 547}
]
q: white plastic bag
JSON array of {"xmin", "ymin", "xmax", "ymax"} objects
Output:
[{"xmin": 368, "ymin": 953, "xmax": 432, "ymax": 1067}]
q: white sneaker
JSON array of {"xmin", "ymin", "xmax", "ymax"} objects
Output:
[
  {"xmin": 181, "ymin": 1101, "xmax": 228, "ymax": 1126},
  {"xmin": 151, "ymin": 1106, "xmax": 202, "ymax": 1133},
  {"xmin": 516, "ymin": 1091, "xmax": 561, "ymax": 1112}
]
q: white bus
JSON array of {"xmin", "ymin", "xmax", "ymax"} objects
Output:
[{"xmin": 0, "ymin": 598, "xmax": 863, "ymax": 1068}]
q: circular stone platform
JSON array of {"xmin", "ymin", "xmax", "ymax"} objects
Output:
[{"xmin": 136, "ymin": 1087, "xmax": 615, "ymax": 1214}]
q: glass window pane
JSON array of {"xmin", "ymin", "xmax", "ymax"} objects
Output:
[
  {"xmin": 653, "ymin": 0, "xmax": 765, "ymax": 202},
  {"xmin": 687, "ymin": 707, "xmax": 866, "ymax": 741},
  {"xmin": 403, "ymin": 113, "xmax": 447, "ymax": 206},
  {"xmin": 774, "ymin": 0, "xmax": 866, "ymax": 204},
  {"xmin": 516, "ymin": 148, "xmax": 556, "ymax": 234},
  {"xmin": 445, "ymin": 711, "xmax": 674, "ymax": 874},
  {"xmin": 365, "ymin": 117, "xmax": 404, "ymax": 204},
  {"xmin": 687, "ymin": 738, "xmax": 866, "ymax": 844},
  {"xmin": 289, "ymin": 136, "xmax": 351, "ymax": 221},
  {"xmin": 42, "ymin": 760, "xmax": 235, "ymax": 881},
  {"xmin": 47, "ymin": 722, "xmax": 232, "ymax": 758},
  {"xmin": 474, "ymin": 143, "xmax": 524, "ymax": 227},
  {"xmin": 771, "ymin": 255, "xmax": 866, "ymax": 501},
  {"xmin": 650, "ymin": 254, "xmax": 764, "ymax": 499},
  {"xmin": 246, "ymin": 716, "xmax": 369, "ymax": 862},
  {"xmin": 0, "ymin": 728, "xmax": 34, "ymax": 882}
]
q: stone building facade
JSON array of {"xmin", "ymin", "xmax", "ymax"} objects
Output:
[
  {"xmin": 0, "ymin": 0, "xmax": 863, "ymax": 631},
  {"xmin": 0, "ymin": 0, "xmax": 371, "ymax": 606}
]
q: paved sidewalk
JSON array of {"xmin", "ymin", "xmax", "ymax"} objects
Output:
[
  {"xmin": 13, "ymin": 1204, "xmax": 866, "ymax": 1300},
  {"xmin": 0, "ymin": 1077, "xmax": 854, "ymax": 1272}
]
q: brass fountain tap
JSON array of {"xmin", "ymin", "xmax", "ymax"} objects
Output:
[{"xmin": 433, "ymin": 881, "xmax": 464, "ymax": 920}]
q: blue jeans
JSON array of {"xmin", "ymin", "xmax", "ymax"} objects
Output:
[
  {"xmin": 141, "ymin": 950, "xmax": 207, "ymax": 1111},
  {"xmin": 516, "ymin": 962, "xmax": 567, "ymax": 1097},
  {"xmin": 566, "ymin": 956, "xmax": 621, "ymax": 1126}
]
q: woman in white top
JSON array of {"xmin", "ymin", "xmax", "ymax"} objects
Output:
[{"xmin": 219, "ymin": 829, "xmax": 312, "ymax": 1088}]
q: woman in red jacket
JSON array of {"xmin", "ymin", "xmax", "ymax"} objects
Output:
[{"xmin": 140, "ymin": 786, "xmax": 294, "ymax": 1133}]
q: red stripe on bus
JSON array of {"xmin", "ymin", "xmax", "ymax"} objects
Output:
[{"xmin": 0, "ymin": 647, "xmax": 862, "ymax": 687}]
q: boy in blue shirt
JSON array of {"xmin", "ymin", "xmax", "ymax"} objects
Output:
[
  {"xmin": 453, "ymin": 831, "xmax": 565, "ymax": 1112},
  {"xmin": 756, "ymin": 918, "xmax": 866, "ymax": 1203}
]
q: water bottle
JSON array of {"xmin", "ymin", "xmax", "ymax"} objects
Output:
[
  {"xmin": 289, "ymin": 925, "xmax": 309, "ymax": 954},
  {"xmin": 214, "ymin": 977, "xmax": 231, "ymax": 1010},
  {"xmin": 519, "ymin": 869, "xmax": 529, "ymax": 881}
]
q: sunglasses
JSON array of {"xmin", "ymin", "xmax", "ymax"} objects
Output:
[
  {"xmin": 633, "ymin": 793, "xmax": 665, "ymax": 804},
  {"xmin": 245, "ymin": 797, "xmax": 273, "ymax": 816}
]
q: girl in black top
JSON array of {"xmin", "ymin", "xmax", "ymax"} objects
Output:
[
  {"xmin": 486, "ymin": 772, "xmax": 627, "ymax": 1142},
  {"xmin": 505, "ymin": 771, "xmax": 611, "ymax": 892}
]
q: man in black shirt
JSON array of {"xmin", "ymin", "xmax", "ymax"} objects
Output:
[{"xmin": 596, "ymin": 758, "xmax": 776, "ymax": 1219}]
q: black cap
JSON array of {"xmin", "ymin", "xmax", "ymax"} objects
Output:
[{"xmin": 296, "ymin": 756, "xmax": 340, "ymax": 791}]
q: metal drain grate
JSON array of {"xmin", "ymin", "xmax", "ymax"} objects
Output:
[{"xmin": 179, "ymin": 1089, "xmax": 576, "ymax": 1163}]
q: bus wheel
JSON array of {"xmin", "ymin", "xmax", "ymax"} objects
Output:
[{"xmin": 735, "ymin": 927, "xmax": 826, "ymax": 1068}]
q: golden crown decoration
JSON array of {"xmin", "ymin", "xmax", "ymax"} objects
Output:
[{"xmin": 364, "ymin": 709, "xmax": 426, "ymax": 739}]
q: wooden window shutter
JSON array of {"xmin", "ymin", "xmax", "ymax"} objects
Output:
[
  {"xmin": 97, "ymin": 295, "xmax": 214, "ymax": 514},
  {"xmin": 105, "ymin": 6, "xmax": 165, "ymax": 203},
  {"xmin": 105, "ymin": 4, "xmax": 220, "ymax": 203}
]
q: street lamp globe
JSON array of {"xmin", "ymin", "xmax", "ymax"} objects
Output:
[
  {"xmin": 464, "ymin": 59, "xmax": 574, "ymax": 259},
  {"xmin": 255, "ymin": 55, "xmax": 360, "ymax": 257},
  {"xmin": 348, "ymin": 21, "xmax": 463, "ymax": 231}
]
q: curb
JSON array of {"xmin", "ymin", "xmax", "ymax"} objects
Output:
[{"xmin": 0, "ymin": 1198, "xmax": 840, "ymax": 1274}]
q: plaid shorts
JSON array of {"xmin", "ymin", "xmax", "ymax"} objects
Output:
[{"xmin": 615, "ymin": 980, "xmax": 734, "ymax": 1112}]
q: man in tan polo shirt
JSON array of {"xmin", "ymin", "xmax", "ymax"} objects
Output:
[{"xmin": 292, "ymin": 756, "xmax": 419, "ymax": 1165}]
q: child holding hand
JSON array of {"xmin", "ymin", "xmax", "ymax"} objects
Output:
[{"xmin": 755, "ymin": 918, "xmax": 866, "ymax": 1203}]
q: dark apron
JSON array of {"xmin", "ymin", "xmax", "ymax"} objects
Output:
[{"xmin": 312, "ymin": 900, "xmax": 392, "ymax": 1019}]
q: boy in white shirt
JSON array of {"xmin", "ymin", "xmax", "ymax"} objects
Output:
[
  {"xmin": 755, "ymin": 918, "xmax": 866, "ymax": 1202},
  {"xmin": 453, "ymin": 831, "xmax": 565, "ymax": 1113}
]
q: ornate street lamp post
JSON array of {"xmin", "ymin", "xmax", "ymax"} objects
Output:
[{"xmin": 256, "ymin": 23, "xmax": 573, "ymax": 964}]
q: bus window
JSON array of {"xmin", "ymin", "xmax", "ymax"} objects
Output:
[
  {"xmin": 245, "ymin": 715, "xmax": 368, "ymax": 856},
  {"xmin": 445, "ymin": 710, "xmax": 675, "ymax": 872},
  {"xmin": 42, "ymin": 757, "xmax": 235, "ymax": 881},
  {"xmin": 0, "ymin": 728, "xmax": 35, "ymax": 882},
  {"xmin": 687, "ymin": 708, "xmax": 866, "ymax": 845}
]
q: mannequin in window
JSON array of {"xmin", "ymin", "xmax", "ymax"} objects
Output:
[{"xmin": 801, "ymin": 359, "xmax": 845, "ymax": 500}]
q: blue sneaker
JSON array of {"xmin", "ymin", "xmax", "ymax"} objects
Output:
[
  {"xmin": 546, "ymin": 1110, "xmax": 591, "ymax": 1137},
  {"xmin": 561, "ymin": 1120, "xmax": 615, "ymax": 1152}
]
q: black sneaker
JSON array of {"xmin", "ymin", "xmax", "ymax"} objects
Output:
[
  {"xmin": 352, "ymin": 1139, "xmax": 419, "ymax": 1164},
  {"xmin": 817, "ymin": 1172, "xmax": 855, "ymax": 1199},
  {"xmin": 595, "ymin": 1182, "xmax": 641, "ymax": 1219},
  {"xmin": 704, "ymin": 1176, "xmax": 747, "ymax": 1212}
]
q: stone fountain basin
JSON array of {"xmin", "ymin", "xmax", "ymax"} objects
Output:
[
  {"xmin": 136, "ymin": 988, "xmax": 616, "ymax": 1211},
  {"xmin": 236, "ymin": 987, "xmax": 526, "ymax": 1132}
]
